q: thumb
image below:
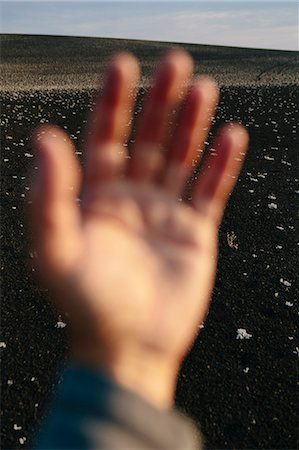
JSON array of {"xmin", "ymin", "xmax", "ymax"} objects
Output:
[{"xmin": 29, "ymin": 124, "xmax": 83, "ymax": 283}]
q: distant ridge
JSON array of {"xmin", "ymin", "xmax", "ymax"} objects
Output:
[{"xmin": 1, "ymin": 34, "xmax": 298, "ymax": 92}]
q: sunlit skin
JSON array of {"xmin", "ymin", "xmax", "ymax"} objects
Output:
[{"xmin": 29, "ymin": 49, "xmax": 249, "ymax": 409}]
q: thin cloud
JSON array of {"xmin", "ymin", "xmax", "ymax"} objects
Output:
[{"xmin": 1, "ymin": 1, "xmax": 297, "ymax": 50}]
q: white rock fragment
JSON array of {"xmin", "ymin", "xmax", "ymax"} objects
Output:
[
  {"xmin": 29, "ymin": 250, "xmax": 38, "ymax": 259},
  {"xmin": 236, "ymin": 328, "xmax": 252, "ymax": 340},
  {"xmin": 243, "ymin": 367, "xmax": 250, "ymax": 373},
  {"xmin": 55, "ymin": 320, "xmax": 67, "ymax": 329},
  {"xmin": 264, "ymin": 155, "xmax": 274, "ymax": 161},
  {"xmin": 293, "ymin": 347, "xmax": 299, "ymax": 357},
  {"xmin": 285, "ymin": 301, "xmax": 293, "ymax": 307},
  {"xmin": 276, "ymin": 226, "xmax": 284, "ymax": 231},
  {"xmin": 7, "ymin": 379, "xmax": 13, "ymax": 385},
  {"xmin": 24, "ymin": 152, "xmax": 34, "ymax": 158},
  {"xmin": 0, "ymin": 342, "xmax": 6, "ymax": 348},
  {"xmin": 268, "ymin": 193, "xmax": 276, "ymax": 200},
  {"xmin": 280, "ymin": 278, "xmax": 291, "ymax": 287},
  {"xmin": 281, "ymin": 160, "xmax": 291, "ymax": 166},
  {"xmin": 268, "ymin": 203, "xmax": 277, "ymax": 209},
  {"xmin": 14, "ymin": 424, "xmax": 22, "ymax": 430},
  {"xmin": 276, "ymin": 245, "xmax": 282, "ymax": 249},
  {"xmin": 19, "ymin": 437, "xmax": 26, "ymax": 445}
]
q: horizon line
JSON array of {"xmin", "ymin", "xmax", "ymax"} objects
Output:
[{"xmin": 2, "ymin": 32, "xmax": 298, "ymax": 53}]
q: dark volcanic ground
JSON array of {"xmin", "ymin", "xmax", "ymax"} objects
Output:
[{"xmin": 1, "ymin": 36, "xmax": 299, "ymax": 450}]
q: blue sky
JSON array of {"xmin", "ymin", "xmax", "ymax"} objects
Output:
[{"xmin": 1, "ymin": 1, "xmax": 298, "ymax": 51}]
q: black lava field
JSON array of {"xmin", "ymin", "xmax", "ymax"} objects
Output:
[{"xmin": 1, "ymin": 35, "xmax": 298, "ymax": 450}]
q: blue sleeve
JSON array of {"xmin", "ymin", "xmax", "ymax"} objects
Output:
[{"xmin": 34, "ymin": 364, "xmax": 203, "ymax": 450}]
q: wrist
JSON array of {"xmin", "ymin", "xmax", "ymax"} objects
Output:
[{"xmin": 71, "ymin": 343, "xmax": 179, "ymax": 410}]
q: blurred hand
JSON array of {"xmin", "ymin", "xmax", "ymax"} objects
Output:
[{"xmin": 29, "ymin": 49, "xmax": 248, "ymax": 409}]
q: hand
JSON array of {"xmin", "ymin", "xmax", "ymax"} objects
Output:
[{"xmin": 29, "ymin": 49, "xmax": 248, "ymax": 409}]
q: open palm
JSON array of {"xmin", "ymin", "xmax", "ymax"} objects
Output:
[{"xmin": 30, "ymin": 49, "xmax": 248, "ymax": 407}]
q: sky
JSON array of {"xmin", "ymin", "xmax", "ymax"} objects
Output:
[{"xmin": 0, "ymin": 1, "xmax": 298, "ymax": 51}]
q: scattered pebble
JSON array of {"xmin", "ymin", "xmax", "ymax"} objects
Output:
[
  {"xmin": 281, "ymin": 159, "xmax": 291, "ymax": 166},
  {"xmin": 237, "ymin": 329, "xmax": 252, "ymax": 340},
  {"xmin": 227, "ymin": 231, "xmax": 238, "ymax": 250},
  {"xmin": 55, "ymin": 320, "xmax": 67, "ymax": 329},
  {"xmin": 268, "ymin": 193, "xmax": 276, "ymax": 200}
]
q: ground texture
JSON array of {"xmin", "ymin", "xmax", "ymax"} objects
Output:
[{"xmin": 1, "ymin": 35, "xmax": 298, "ymax": 449}]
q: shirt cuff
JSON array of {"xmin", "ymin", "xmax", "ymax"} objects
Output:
[{"xmin": 35, "ymin": 363, "xmax": 204, "ymax": 450}]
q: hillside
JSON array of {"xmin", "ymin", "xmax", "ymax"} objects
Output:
[{"xmin": 1, "ymin": 34, "xmax": 298, "ymax": 91}]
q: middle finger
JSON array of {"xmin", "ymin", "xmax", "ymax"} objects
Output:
[{"xmin": 129, "ymin": 48, "xmax": 193, "ymax": 182}]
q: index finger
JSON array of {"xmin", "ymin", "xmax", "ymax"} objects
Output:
[{"xmin": 83, "ymin": 52, "xmax": 140, "ymax": 191}]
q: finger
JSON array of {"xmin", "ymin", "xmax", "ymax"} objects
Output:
[
  {"xmin": 129, "ymin": 48, "xmax": 193, "ymax": 182},
  {"xmin": 29, "ymin": 125, "xmax": 83, "ymax": 279},
  {"xmin": 83, "ymin": 52, "xmax": 140, "ymax": 191},
  {"xmin": 163, "ymin": 77, "xmax": 219, "ymax": 196},
  {"xmin": 192, "ymin": 123, "xmax": 249, "ymax": 226}
]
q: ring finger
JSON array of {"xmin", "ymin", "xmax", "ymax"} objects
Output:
[{"xmin": 163, "ymin": 76, "xmax": 219, "ymax": 197}]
